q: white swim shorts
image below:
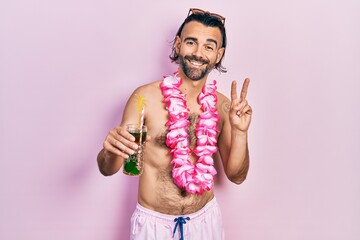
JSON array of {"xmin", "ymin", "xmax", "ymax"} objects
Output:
[{"xmin": 130, "ymin": 197, "xmax": 225, "ymax": 240}]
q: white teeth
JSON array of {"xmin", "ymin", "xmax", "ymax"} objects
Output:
[{"xmin": 190, "ymin": 60, "xmax": 203, "ymax": 66}]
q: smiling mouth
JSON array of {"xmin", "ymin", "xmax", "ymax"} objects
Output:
[
  {"xmin": 190, "ymin": 60, "xmax": 203, "ymax": 66},
  {"xmin": 188, "ymin": 59, "xmax": 207, "ymax": 68}
]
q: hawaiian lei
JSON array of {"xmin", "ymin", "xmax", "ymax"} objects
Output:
[{"xmin": 160, "ymin": 73, "xmax": 219, "ymax": 194}]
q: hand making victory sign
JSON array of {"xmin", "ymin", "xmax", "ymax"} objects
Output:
[{"xmin": 229, "ymin": 78, "xmax": 252, "ymax": 132}]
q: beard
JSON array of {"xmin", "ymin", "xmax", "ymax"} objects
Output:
[{"xmin": 178, "ymin": 54, "xmax": 216, "ymax": 81}]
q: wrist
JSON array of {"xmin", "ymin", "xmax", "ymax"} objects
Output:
[{"xmin": 231, "ymin": 129, "xmax": 248, "ymax": 139}]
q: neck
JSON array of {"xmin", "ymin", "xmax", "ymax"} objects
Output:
[{"xmin": 177, "ymin": 69, "xmax": 208, "ymax": 96}]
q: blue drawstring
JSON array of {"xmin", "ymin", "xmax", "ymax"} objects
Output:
[{"xmin": 173, "ymin": 216, "xmax": 190, "ymax": 240}]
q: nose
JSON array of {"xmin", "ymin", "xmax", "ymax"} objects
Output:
[{"xmin": 192, "ymin": 45, "xmax": 203, "ymax": 58}]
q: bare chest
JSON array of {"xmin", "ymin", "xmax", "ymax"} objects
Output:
[{"xmin": 145, "ymin": 97, "xmax": 202, "ymax": 149}]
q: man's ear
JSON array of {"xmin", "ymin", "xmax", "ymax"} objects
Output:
[
  {"xmin": 216, "ymin": 47, "xmax": 225, "ymax": 64},
  {"xmin": 175, "ymin": 36, "xmax": 181, "ymax": 54}
]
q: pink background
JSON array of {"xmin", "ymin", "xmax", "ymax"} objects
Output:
[{"xmin": 1, "ymin": 0, "xmax": 359, "ymax": 239}]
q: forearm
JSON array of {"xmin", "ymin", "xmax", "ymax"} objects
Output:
[
  {"xmin": 226, "ymin": 130, "xmax": 250, "ymax": 184},
  {"xmin": 97, "ymin": 149, "xmax": 124, "ymax": 176}
]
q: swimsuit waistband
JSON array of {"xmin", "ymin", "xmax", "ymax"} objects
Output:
[{"xmin": 135, "ymin": 197, "xmax": 217, "ymax": 223}]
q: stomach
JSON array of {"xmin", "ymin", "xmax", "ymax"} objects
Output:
[{"xmin": 137, "ymin": 155, "xmax": 214, "ymax": 215}]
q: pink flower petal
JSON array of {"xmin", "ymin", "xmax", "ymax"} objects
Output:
[{"xmin": 160, "ymin": 74, "xmax": 219, "ymax": 194}]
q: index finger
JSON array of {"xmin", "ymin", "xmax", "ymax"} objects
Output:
[
  {"xmin": 231, "ymin": 80, "xmax": 238, "ymax": 101},
  {"xmin": 240, "ymin": 78, "xmax": 250, "ymax": 100}
]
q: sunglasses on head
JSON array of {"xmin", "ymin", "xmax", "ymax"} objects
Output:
[{"xmin": 187, "ymin": 8, "xmax": 226, "ymax": 25}]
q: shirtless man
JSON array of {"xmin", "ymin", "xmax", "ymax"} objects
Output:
[{"xmin": 97, "ymin": 8, "xmax": 252, "ymax": 239}]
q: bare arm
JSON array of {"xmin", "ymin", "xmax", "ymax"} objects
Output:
[
  {"xmin": 218, "ymin": 79, "xmax": 252, "ymax": 184},
  {"xmin": 97, "ymin": 88, "xmax": 150, "ymax": 176}
]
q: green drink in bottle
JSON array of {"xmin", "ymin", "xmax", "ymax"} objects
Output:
[{"xmin": 123, "ymin": 124, "xmax": 147, "ymax": 176}]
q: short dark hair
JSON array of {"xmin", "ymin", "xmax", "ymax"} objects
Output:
[{"xmin": 169, "ymin": 12, "xmax": 227, "ymax": 73}]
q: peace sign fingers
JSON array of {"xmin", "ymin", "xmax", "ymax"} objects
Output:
[
  {"xmin": 231, "ymin": 78, "xmax": 250, "ymax": 101},
  {"xmin": 229, "ymin": 78, "xmax": 252, "ymax": 131}
]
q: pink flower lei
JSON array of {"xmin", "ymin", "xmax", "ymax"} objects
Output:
[{"xmin": 160, "ymin": 73, "xmax": 219, "ymax": 194}]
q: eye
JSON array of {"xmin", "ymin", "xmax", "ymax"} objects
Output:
[
  {"xmin": 205, "ymin": 45, "xmax": 214, "ymax": 51},
  {"xmin": 186, "ymin": 40, "xmax": 195, "ymax": 46}
]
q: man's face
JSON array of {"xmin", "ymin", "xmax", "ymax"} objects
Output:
[{"xmin": 176, "ymin": 21, "xmax": 225, "ymax": 81}]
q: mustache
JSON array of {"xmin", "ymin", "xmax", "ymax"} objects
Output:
[{"xmin": 184, "ymin": 55, "xmax": 209, "ymax": 65}]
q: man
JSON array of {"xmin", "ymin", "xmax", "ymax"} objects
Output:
[{"xmin": 97, "ymin": 8, "xmax": 252, "ymax": 240}]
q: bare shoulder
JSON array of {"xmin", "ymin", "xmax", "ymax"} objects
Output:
[
  {"xmin": 122, "ymin": 80, "xmax": 163, "ymax": 121},
  {"xmin": 133, "ymin": 80, "xmax": 161, "ymax": 99},
  {"xmin": 216, "ymin": 91, "xmax": 231, "ymax": 115},
  {"xmin": 133, "ymin": 80, "xmax": 162, "ymax": 95}
]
